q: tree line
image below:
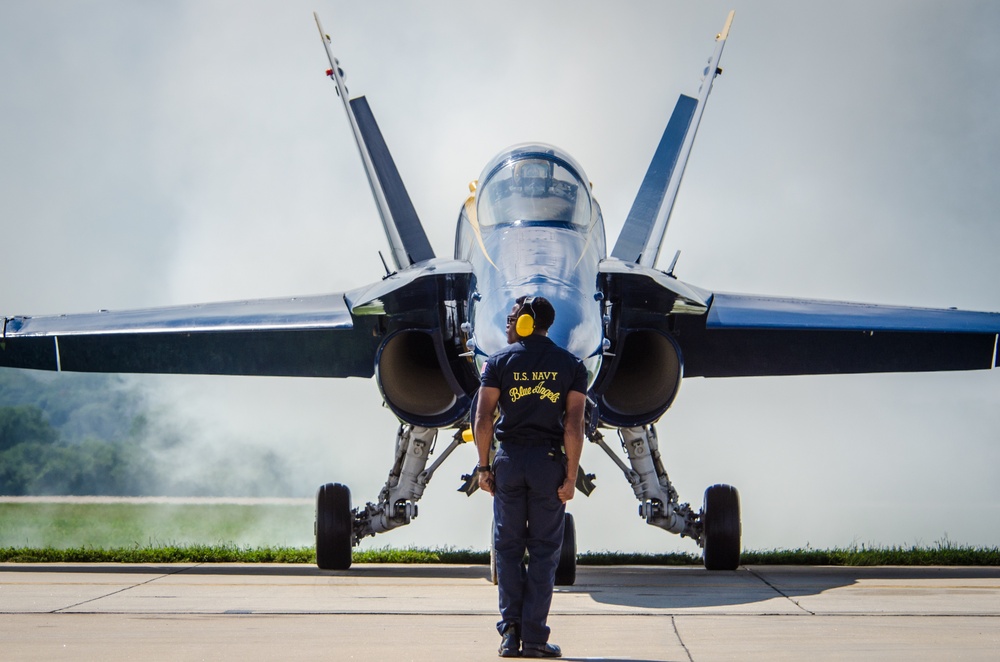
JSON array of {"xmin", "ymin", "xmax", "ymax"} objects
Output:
[
  {"xmin": 0, "ymin": 370, "xmax": 153, "ymax": 495},
  {"xmin": 0, "ymin": 369, "xmax": 296, "ymax": 496}
]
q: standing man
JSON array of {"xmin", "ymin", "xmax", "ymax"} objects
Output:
[{"xmin": 475, "ymin": 296, "xmax": 588, "ymax": 658}]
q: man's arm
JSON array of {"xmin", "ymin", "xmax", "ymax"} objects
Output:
[
  {"xmin": 474, "ymin": 385, "xmax": 501, "ymax": 496},
  {"xmin": 557, "ymin": 390, "xmax": 586, "ymax": 503}
]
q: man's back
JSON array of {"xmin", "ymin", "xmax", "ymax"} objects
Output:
[{"xmin": 481, "ymin": 335, "xmax": 587, "ymax": 445}]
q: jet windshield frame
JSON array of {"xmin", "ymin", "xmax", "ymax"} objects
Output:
[{"xmin": 476, "ymin": 147, "xmax": 594, "ymax": 230}]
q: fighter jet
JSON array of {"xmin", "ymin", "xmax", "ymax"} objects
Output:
[{"xmin": 3, "ymin": 12, "xmax": 998, "ymax": 578}]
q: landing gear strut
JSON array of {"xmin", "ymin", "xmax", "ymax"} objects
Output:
[
  {"xmin": 588, "ymin": 423, "xmax": 742, "ymax": 569},
  {"xmin": 315, "ymin": 424, "xmax": 470, "ymax": 569}
]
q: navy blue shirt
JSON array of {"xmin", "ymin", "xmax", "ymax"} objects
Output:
[{"xmin": 481, "ymin": 335, "xmax": 588, "ymax": 445}]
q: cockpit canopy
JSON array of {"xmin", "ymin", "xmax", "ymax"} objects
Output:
[{"xmin": 476, "ymin": 143, "xmax": 593, "ymax": 229}]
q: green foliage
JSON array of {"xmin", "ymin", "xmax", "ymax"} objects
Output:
[
  {"xmin": 577, "ymin": 551, "xmax": 701, "ymax": 565},
  {"xmin": 353, "ymin": 546, "xmax": 490, "ymax": 564},
  {"xmin": 0, "ymin": 369, "xmax": 300, "ymax": 497},
  {"xmin": 0, "ymin": 434, "xmax": 154, "ymax": 495},
  {"xmin": 0, "ymin": 502, "xmax": 314, "ymax": 548},
  {"xmin": 1, "ymin": 500, "xmax": 997, "ymax": 565},
  {"xmin": 0, "ymin": 370, "xmax": 143, "ymax": 442},
  {"xmin": 741, "ymin": 538, "xmax": 1000, "ymax": 566},
  {"xmin": 2, "ymin": 543, "xmax": 998, "ymax": 565},
  {"xmin": 0, "ymin": 544, "xmax": 316, "ymax": 563},
  {"xmin": 0, "ymin": 405, "xmax": 58, "ymax": 451},
  {"xmin": 0, "ymin": 370, "xmax": 156, "ymax": 495}
]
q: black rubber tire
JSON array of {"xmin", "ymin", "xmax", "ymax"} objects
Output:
[
  {"xmin": 316, "ymin": 482, "xmax": 353, "ymax": 570},
  {"xmin": 702, "ymin": 484, "xmax": 741, "ymax": 571},
  {"xmin": 490, "ymin": 537, "xmax": 498, "ymax": 585},
  {"xmin": 554, "ymin": 512, "xmax": 577, "ymax": 586},
  {"xmin": 489, "ymin": 516, "xmax": 499, "ymax": 585}
]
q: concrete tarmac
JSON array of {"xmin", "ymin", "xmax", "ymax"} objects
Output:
[{"xmin": 2, "ymin": 563, "xmax": 999, "ymax": 661}]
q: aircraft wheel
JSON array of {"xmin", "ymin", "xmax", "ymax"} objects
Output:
[
  {"xmin": 555, "ymin": 512, "xmax": 577, "ymax": 586},
  {"xmin": 316, "ymin": 482, "xmax": 353, "ymax": 570},
  {"xmin": 702, "ymin": 484, "xmax": 741, "ymax": 570}
]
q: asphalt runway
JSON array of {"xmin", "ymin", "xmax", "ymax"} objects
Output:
[{"xmin": 2, "ymin": 564, "xmax": 998, "ymax": 661}]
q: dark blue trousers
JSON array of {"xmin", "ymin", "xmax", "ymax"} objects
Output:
[{"xmin": 493, "ymin": 442, "xmax": 566, "ymax": 644}]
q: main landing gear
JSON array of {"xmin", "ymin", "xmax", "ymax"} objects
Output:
[
  {"xmin": 555, "ymin": 512, "xmax": 577, "ymax": 585},
  {"xmin": 702, "ymin": 483, "xmax": 741, "ymax": 571},
  {"xmin": 315, "ymin": 482, "xmax": 352, "ymax": 570},
  {"xmin": 587, "ymin": 424, "xmax": 741, "ymax": 570},
  {"xmin": 315, "ymin": 421, "xmax": 582, "ymax": 583},
  {"xmin": 315, "ymin": 424, "xmax": 466, "ymax": 570},
  {"xmin": 316, "ymin": 421, "xmax": 740, "ymax": 573}
]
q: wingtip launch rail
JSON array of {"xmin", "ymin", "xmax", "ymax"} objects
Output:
[
  {"xmin": 313, "ymin": 13, "xmax": 434, "ymax": 270},
  {"xmin": 612, "ymin": 9, "xmax": 734, "ymax": 267}
]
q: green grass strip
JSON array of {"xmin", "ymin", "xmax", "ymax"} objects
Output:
[
  {"xmin": 0, "ymin": 502, "xmax": 314, "ymax": 549},
  {"xmin": 2, "ymin": 544, "xmax": 997, "ymax": 565},
  {"xmin": 0, "ymin": 545, "xmax": 315, "ymax": 564},
  {"xmin": 741, "ymin": 544, "xmax": 1000, "ymax": 566}
]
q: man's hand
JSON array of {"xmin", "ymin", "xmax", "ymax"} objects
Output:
[
  {"xmin": 479, "ymin": 470, "xmax": 495, "ymax": 496},
  {"xmin": 474, "ymin": 386, "xmax": 501, "ymax": 498},
  {"xmin": 557, "ymin": 475, "xmax": 575, "ymax": 503},
  {"xmin": 559, "ymin": 389, "xmax": 585, "ymax": 504}
]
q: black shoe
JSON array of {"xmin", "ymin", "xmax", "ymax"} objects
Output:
[
  {"xmin": 521, "ymin": 642, "xmax": 561, "ymax": 658},
  {"xmin": 498, "ymin": 626, "xmax": 520, "ymax": 657}
]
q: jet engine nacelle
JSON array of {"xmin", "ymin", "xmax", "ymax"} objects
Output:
[
  {"xmin": 595, "ymin": 328, "xmax": 683, "ymax": 428},
  {"xmin": 374, "ymin": 328, "xmax": 473, "ymax": 428}
]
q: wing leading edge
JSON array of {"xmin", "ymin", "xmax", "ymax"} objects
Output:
[
  {"xmin": 1, "ymin": 258, "xmax": 474, "ymax": 378},
  {"xmin": 673, "ymin": 292, "xmax": 1000, "ymax": 378},
  {"xmin": 0, "ymin": 294, "xmax": 380, "ymax": 377}
]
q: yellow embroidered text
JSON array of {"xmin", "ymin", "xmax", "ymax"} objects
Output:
[{"xmin": 509, "ymin": 382, "xmax": 561, "ymax": 404}]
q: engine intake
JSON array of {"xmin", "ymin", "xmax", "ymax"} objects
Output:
[
  {"xmin": 597, "ymin": 329, "xmax": 682, "ymax": 427},
  {"xmin": 375, "ymin": 329, "xmax": 470, "ymax": 428}
]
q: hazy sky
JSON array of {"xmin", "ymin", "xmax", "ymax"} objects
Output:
[{"xmin": 2, "ymin": 1, "xmax": 999, "ymax": 553}]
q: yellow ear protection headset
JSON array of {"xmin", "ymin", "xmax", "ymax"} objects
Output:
[{"xmin": 515, "ymin": 297, "xmax": 537, "ymax": 338}]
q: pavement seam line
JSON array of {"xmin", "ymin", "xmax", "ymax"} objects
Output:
[
  {"xmin": 50, "ymin": 563, "xmax": 203, "ymax": 614},
  {"xmin": 745, "ymin": 567, "xmax": 815, "ymax": 615},
  {"xmin": 670, "ymin": 615, "xmax": 695, "ymax": 662}
]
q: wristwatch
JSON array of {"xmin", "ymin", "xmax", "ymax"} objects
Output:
[{"xmin": 476, "ymin": 465, "xmax": 492, "ymax": 473}]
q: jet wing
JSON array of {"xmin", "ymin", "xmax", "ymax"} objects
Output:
[
  {"xmin": 672, "ymin": 292, "xmax": 1000, "ymax": 378},
  {"xmin": 0, "ymin": 293, "xmax": 380, "ymax": 377},
  {"xmin": 1, "ymin": 258, "xmax": 473, "ymax": 378}
]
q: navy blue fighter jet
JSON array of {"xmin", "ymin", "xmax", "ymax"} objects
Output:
[{"xmin": 2, "ymin": 12, "xmax": 998, "ymax": 575}]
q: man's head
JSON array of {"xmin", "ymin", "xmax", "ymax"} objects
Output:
[{"xmin": 506, "ymin": 295, "xmax": 556, "ymax": 342}]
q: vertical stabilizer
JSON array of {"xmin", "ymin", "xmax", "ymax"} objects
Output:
[
  {"xmin": 611, "ymin": 10, "xmax": 734, "ymax": 267},
  {"xmin": 315, "ymin": 14, "xmax": 435, "ymax": 269}
]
